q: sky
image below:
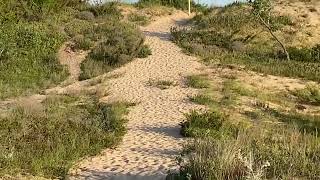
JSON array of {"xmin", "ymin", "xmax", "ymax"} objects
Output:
[{"xmin": 90, "ymin": 0, "xmax": 246, "ymax": 7}]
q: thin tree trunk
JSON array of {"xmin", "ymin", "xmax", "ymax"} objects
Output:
[{"xmin": 258, "ymin": 15, "xmax": 290, "ymax": 61}]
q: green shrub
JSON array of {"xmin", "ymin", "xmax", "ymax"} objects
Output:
[
  {"xmin": 0, "ymin": 0, "xmax": 86, "ymax": 23},
  {"xmin": 0, "ymin": 22, "xmax": 68, "ymax": 99},
  {"xmin": 0, "ymin": 96, "xmax": 128, "ymax": 178},
  {"xmin": 79, "ymin": 57, "xmax": 112, "ymax": 81},
  {"xmin": 79, "ymin": 22, "xmax": 147, "ymax": 80},
  {"xmin": 286, "ymin": 45, "xmax": 320, "ymax": 62},
  {"xmin": 64, "ymin": 19, "xmax": 94, "ymax": 38}
]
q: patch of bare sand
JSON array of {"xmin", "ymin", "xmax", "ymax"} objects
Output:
[
  {"xmin": 68, "ymin": 12, "xmax": 206, "ymax": 179},
  {"xmin": 274, "ymin": 0, "xmax": 320, "ymax": 47}
]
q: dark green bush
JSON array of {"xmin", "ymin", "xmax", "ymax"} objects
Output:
[
  {"xmin": 285, "ymin": 45, "xmax": 320, "ymax": 62},
  {"xmin": 0, "ymin": 96, "xmax": 128, "ymax": 178}
]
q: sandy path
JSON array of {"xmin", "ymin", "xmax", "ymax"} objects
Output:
[{"xmin": 69, "ymin": 12, "xmax": 205, "ymax": 179}]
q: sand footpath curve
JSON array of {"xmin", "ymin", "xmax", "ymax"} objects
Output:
[{"xmin": 69, "ymin": 12, "xmax": 206, "ymax": 179}]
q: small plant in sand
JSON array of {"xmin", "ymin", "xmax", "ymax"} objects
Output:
[
  {"xmin": 148, "ymin": 79, "xmax": 177, "ymax": 90},
  {"xmin": 186, "ymin": 75, "xmax": 210, "ymax": 89}
]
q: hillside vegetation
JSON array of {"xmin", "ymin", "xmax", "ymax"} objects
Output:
[
  {"xmin": 172, "ymin": 0, "xmax": 320, "ymax": 81},
  {"xmin": 0, "ymin": 0, "xmax": 149, "ymax": 99},
  {"xmin": 171, "ymin": 0, "xmax": 320, "ymax": 179},
  {"xmin": 0, "ymin": 0, "xmax": 150, "ymax": 178}
]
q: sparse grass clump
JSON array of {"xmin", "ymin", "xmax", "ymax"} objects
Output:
[
  {"xmin": 190, "ymin": 94, "xmax": 216, "ymax": 105},
  {"xmin": 137, "ymin": 44, "xmax": 152, "ymax": 58},
  {"xmin": 148, "ymin": 79, "xmax": 176, "ymax": 89},
  {"xmin": 0, "ymin": 95, "xmax": 129, "ymax": 178},
  {"xmin": 186, "ymin": 75, "xmax": 210, "ymax": 89},
  {"xmin": 181, "ymin": 110, "xmax": 238, "ymax": 138},
  {"xmin": 128, "ymin": 13, "xmax": 150, "ymax": 26},
  {"xmin": 292, "ymin": 85, "xmax": 320, "ymax": 105}
]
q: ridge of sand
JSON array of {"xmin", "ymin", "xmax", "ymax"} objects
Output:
[{"xmin": 69, "ymin": 12, "xmax": 206, "ymax": 179}]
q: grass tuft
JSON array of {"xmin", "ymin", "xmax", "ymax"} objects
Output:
[
  {"xmin": 186, "ymin": 75, "xmax": 210, "ymax": 89},
  {"xmin": 292, "ymin": 85, "xmax": 320, "ymax": 105}
]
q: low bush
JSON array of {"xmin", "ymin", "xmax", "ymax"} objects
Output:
[
  {"xmin": 79, "ymin": 22, "xmax": 148, "ymax": 80},
  {"xmin": 72, "ymin": 35, "xmax": 94, "ymax": 51},
  {"xmin": 0, "ymin": 95, "xmax": 128, "ymax": 178},
  {"xmin": 286, "ymin": 45, "xmax": 320, "ymax": 62},
  {"xmin": 75, "ymin": 11, "xmax": 95, "ymax": 21}
]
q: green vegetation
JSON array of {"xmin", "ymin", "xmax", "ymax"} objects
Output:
[
  {"xmin": 0, "ymin": 1, "xmax": 150, "ymax": 98},
  {"xmin": 128, "ymin": 13, "xmax": 151, "ymax": 26},
  {"xmin": 0, "ymin": 95, "xmax": 129, "ymax": 178},
  {"xmin": 0, "ymin": 23, "xmax": 68, "ymax": 99},
  {"xmin": 178, "ymin": 76, "xmax": 320, "ymax": 179},
  {"xmin": 171, "ymin": 1, "xmax": 320, "ymax": 81},
  {"xmin": 137, "ymin": 0, "xmax": 195, "ymax": 10},
  {"xmin": 0, "ymin": 1, "xmax": 147, "ymax": 178},
  {"xmin": 138, "ymin": 45, "xmax": 152, "ymax": 58},
  {"xmin": 186, "ymin": 75, "xmax": 210, "ymax": 89},
  {"xmin": 79, "ymin": 21, "xmax": 148, "ymax": 80},
  {"xmin": 292, "ymin": 85, "xmax": 320, "ymax": 105},
  {"xmin": 148, "ymin": 79, "xmax": 177, "ymax": 90}
]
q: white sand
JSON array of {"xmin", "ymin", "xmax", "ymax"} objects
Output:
[{"xmin": 68, "ymin": 12, "xmax": 205, "ymax": 179}]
